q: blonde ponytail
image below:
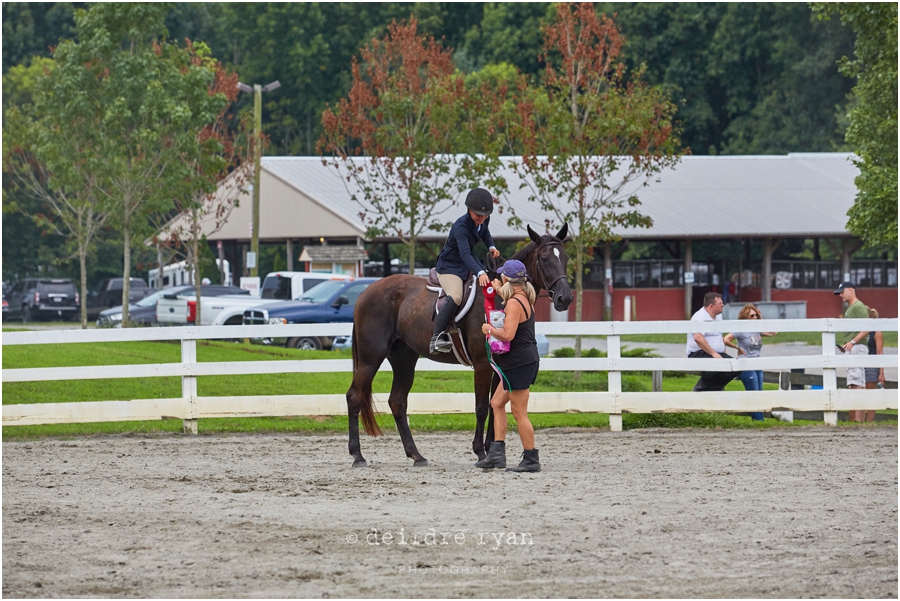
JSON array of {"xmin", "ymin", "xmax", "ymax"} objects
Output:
[{"xmin": 499, "ymin": 277, "xmax": 536, "ymax": 306}]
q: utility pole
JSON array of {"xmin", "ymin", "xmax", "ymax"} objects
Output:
[{"xmin": 238, "ymin": 80, "xmax": 280, "ymax": 277}]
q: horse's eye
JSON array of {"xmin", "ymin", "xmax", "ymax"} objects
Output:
[{"xmin": 540, "ymin": 256, "xmax": 548, "ymax": 262}]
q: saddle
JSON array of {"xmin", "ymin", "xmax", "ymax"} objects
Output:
[
  {"xmin": 426, "ymin": 268, "xmax": 478, "ymax": 322},
  {"xmin": 426, "ymin": 269, "xmax": 478, "ymax": 367}
]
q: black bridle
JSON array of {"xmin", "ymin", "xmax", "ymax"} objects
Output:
[
  {"xmin": 486, "ymin": 238, "xmax": 569, "ymax": 300},
  {"xmin": 533, "ymin": 241, "xmax": 568, "ymax": 300}
]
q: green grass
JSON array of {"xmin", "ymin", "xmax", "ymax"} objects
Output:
[{"xmin": 3, "ymin": 339, "xmax": 894, "ymax": 440}]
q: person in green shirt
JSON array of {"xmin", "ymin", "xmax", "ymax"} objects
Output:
[{"xmin": 834, "ymin": 281, "xmax": 870, "ymax": 421}]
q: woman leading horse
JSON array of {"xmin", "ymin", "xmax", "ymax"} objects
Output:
[{"xmin": 346, "ymin": 224, "xmax": 573, "ymax": 468}]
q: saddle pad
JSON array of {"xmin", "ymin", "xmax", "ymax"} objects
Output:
[{"xmin": 430, "ymin": 274, "xmax": 478, "ymax": 323}]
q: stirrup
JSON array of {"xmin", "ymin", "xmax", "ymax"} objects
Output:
[{"xmin": 429, "ymin": 332, "xmax": 453, "ymax": 354}]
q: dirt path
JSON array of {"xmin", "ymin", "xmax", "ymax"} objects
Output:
[{"xmin": 3, "ymin": 427, "xmax": 897, "ymax": 598}]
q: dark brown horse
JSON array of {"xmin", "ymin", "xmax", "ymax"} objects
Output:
[{"xmin": 346, "ymin": 224, "xmax": 574, "ymax": 467}]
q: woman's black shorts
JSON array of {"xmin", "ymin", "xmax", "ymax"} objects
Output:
[{"xmin": 499, "ymin": 361, "xmax": 539, "ymax": 391}]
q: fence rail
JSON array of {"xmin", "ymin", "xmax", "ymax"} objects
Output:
[{"xmin": 3, "ymin": 319, "xmax": 897, "ymax": 432}]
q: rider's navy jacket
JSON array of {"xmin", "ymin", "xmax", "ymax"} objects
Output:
[{"xmin": 435, "ymin": 213, "xmax": 495, "ymax": 279}]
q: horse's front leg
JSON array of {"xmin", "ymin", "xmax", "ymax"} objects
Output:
[
  {"xmin": 388, "ymin": 344, "xmax": 428, "ymax": 467},
  {"xmin": 472, "ymin": 363, "xmax": 495, "ymax": 460}
]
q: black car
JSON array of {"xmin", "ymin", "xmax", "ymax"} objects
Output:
[
  {"xmin": 86, "ymin": 277, "xmax": 154, "ymax": 318},
  {"xmin": 7, "ymin": 278, "xmax": 80, "ymax": 322},
  {"xmin": 96, "ymin": 284, "xmax": 249, "ymax": 327}
]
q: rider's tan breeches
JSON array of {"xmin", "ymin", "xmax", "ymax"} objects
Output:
[{"xmin": 437, "ymin": 273, "xmax": 464, "ymax": 305}]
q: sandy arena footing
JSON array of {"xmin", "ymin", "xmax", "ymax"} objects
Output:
[{"xmin": 3, "ymin": 427, "xmax": 897, "ymax": 598}]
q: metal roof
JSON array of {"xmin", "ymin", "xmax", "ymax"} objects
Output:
[{"xmin": 206, "ymin": 153, "xmax": 861, "ymax": 243}]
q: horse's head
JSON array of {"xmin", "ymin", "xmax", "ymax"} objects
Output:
[{"xmin": 526, "ymin": 224, "xmax": 574, "ymax": 312}]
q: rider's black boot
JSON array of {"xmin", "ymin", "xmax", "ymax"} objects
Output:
[
  {"xmin": 474, "ymin": 440, "xmax": 506, "ymax": 469},
  {"xmin": 429, "ymin": 298, "xmax": 458, "ymax": 354},
  {"xmin": 506, "ymin": 449, "xmax": 540, "ymax": 473}
]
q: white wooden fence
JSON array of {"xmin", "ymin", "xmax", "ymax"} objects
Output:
[{"xmin": 3, "ymin": 319, "xmax": 897, "ymax": 433}]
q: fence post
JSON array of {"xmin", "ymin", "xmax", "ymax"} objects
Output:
[
  {"xmin": 822, "ymin": 330, "xmax": 837, "ymax": 426},
  {"xmin": 608, "ymin": 334, "xmax": 622, "ymax": 432},
  {"xmin": 652, "ymin": 371, "xmax": 662, "ymax": 392},
  {"xmin": 182, "ymin": 333, "xmax": 198, "ymax": 434}
]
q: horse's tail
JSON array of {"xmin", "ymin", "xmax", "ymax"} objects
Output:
[{"xmin": 350, "ymin": 322, "xmax": 382, "ymax": 437}]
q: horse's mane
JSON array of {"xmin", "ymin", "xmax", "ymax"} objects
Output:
[
  {"xmin": 509, "ymin": 241, "xmax": 537, "ymax": 263},
  {"xmin": 509, "ymin": 235, "xmax": 558, "ymax": 262}
]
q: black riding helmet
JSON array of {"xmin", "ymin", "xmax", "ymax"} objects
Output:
[{"xmin": 465, "ymin": 188, "xmax": 494, "ymax": 216}]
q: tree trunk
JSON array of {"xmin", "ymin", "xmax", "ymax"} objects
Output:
[
  {"xmin": 575, "ymin": 241, "xmax": 584, "ymax": 357},
  {"xmin": 574, "ymin": 240, "xmax": 584, "ymax": 380},
  {"xmin": 79, "ymin": 245, "xmax": 88, "ymax": 329},
  {"xmin": 407, "ymin": 236, "xmax": 416, "ymax": 275},
  {"xmin": 192, "ymin": 207, "xmax": 202, "ymax": 325},
  {"xmin": 122, "ymin": 228, "xmax": 132, "ymax": 328}
]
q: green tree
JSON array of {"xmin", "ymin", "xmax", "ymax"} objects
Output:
[
  {"xmin": 504, "ymin": 4, "xmax": 683, "ymax": 349},
  {"xmin": 4, "ymin": 98, "xmax": 111, "ymax": 327},
  {"xmin": 319, "ymin": 17, "xmax": 501, "ymax": 274},
  {"xmin": 152, "ymin": 48, "xmax": 247, "ymax": 325},
  {"xmin": 2, "ymin": 2, "xmax": 80, "ymax": 74},
  {"xmin": 33, "ymin": 3, "xmax": 228, "ymax": 324},
  {"xmin": 812, "ymin": 2, "xmax": 898, "ymax": 247}
]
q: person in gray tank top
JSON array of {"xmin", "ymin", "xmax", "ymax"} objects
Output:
[{"xmin": 724, "ymin": 304, "xmax": 777, "ymax": 421}]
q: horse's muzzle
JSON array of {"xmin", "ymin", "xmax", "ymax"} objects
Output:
[{"xmin": 552, "ymin": 287, "xmax": 574, "ymax": 312}]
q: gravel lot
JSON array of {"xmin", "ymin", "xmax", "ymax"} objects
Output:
[{"xmin": 3, "ymin": 427, "xmax": 897, "ymax": 598}]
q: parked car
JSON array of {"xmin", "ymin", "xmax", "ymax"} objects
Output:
[
  {"xmin": 259, "ymin": 272, "xmax": 353, "ymax": 300},
  {"xmin": 243, "ymin": 278, "xmax": 378, "ymax": 350},
  {"xmin": 97, "ymin": 285, "xmax": 249, "ymax": 328},
  {"xmin": 156, "ymin": 271, "xmax": 351, "ymax": 327},
  {"xmin": 1, "ymin": 292, "xmax": 8, "ymax": 320},
  {"xmin": 86, "ymin": 278, "xmax": 154, "ymax": 318},
  {"xmin": 7, "ymin": 278, "xmax": 80, "ymax": 322}
]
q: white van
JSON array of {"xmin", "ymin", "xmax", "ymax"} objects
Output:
[
  {"xmin": 259, "ymin": 271, "xmax": 353, "ymax": 301},
  {"xmin": 148, "ymin": 259, "xmax": 232, "ymax": 288}
]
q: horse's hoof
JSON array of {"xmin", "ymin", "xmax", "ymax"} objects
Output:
[
  {"xmin": 475, "ymin": 452, "xmax": 487, "ymax": 461},
  {"xmin": 413, "ymin": 458, "xmax": 429, "ymax": 467},
  {"xmin": 352, "ymin": 460, "xmax": 368, "ymax": 468}
]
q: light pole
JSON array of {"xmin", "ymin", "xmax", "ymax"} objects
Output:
[{"xmin": 238, "ymin": 80, "xmax": 280, "ymax": 277}]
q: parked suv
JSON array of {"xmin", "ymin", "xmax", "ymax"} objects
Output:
[
  {"xmin": 8, "ymin": 278, "xmax": 80, "ymax": 322},
  {"xmin": 87, "ymin": 278, "xmax": 153, "ymax": 318}
]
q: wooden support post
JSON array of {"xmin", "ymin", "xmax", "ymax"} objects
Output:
[
  {"xmin": 603, "ymin": 243, "xmax": 613, "ymax": 322},
  {"xmin": 286, "ymin": 239, "xmax": 294, "ymax": 272},
  {"xmin": 182, "ymin": 336, "xmax": 198, "ymax": 434},
  {"xmin": 822, "ymin": 330, "xmax": 837, "ymax": 426},
  {"xmin": 684, "ymin": 238, "xmax": 693, "ymax": 319},
  {"xmin": 652, "ymin": 371, "xmax": 662, "ymax": 392},
  {"xmin": 608, "ymin": 334, "xmax": 622, "ymax": 432}
]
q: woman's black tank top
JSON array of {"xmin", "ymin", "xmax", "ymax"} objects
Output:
[{"xmin": 495, "ymin": 297, "xmax": 539, "ymax": 370}]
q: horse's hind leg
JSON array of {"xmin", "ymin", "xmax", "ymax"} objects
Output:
[
  {"xmin": 347, "ymin": 361, "xmax": 381, "ymax": 468},
  {"xmin": 387, "ymin": 342, "xmax": 428, "ymax": 467}
]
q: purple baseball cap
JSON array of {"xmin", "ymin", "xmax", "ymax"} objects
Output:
[{"xmin": 497, "ymin": 259, "xmax": 527, "ymax": 279}]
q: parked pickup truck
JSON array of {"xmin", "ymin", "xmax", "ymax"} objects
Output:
[
  {"xmin": 156, "ymin": 291, "xmax": 269, "ymax": 326},
  {"xmin": 86, "ymin": 278, "xmax": 154, "ymax": 318},
  {"xmin": 156, "ymin": 272, "xmax": 354, "ymax": 327},
  {"xmin": 243, "ymin": 278, "xmax": 378, "ymax": 350},
  {"xmin": 259, "ymin": 272, "xmax": 353, "ymax": 300}
]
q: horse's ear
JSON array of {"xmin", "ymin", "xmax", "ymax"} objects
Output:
[
  {"xmin": 555, "ymin": 223, "xmax": 569, "ymax": 241},
  {"xmin": 527, "ymin": 224, "xmax": 541, "ymax": 244}
]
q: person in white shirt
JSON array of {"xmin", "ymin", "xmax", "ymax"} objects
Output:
[{"xmin": 687, "ymin": 292, "xmax": 738, "ymax": 392}]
